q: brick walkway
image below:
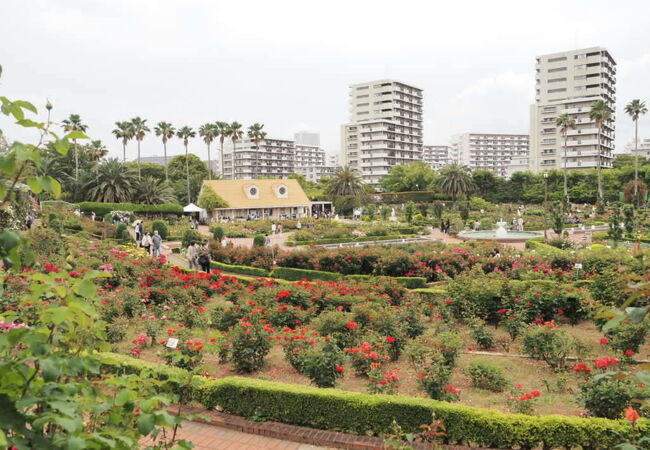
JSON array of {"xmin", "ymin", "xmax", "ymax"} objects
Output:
[{"xmin": 142, "ymin": 420, "xmax": 334, "ymax": 449}]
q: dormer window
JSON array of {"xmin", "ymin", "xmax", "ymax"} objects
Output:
[
  {"xmin": 274, "ymin": 184, "xmax": 289, "ymax": 198},
  {"xmin": 244, "ymin": 185, "xmax": 259, "ymax": 199}
]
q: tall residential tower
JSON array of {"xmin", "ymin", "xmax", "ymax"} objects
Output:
[
  {"xmin": 340, "ymin": 79, "xmax": 423, "ymax": 187},
  {"xmin": 529, "ymin": 47, "xmax": 616, "ymax": 173}
]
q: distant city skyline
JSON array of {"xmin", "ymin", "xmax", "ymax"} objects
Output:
[{"xmin": 1, "ymin": 0, "xmax": 650, "ymax": 165}]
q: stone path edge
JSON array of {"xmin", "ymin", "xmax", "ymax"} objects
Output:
[{"xmin": 173, "ymin": 406, "xmax": 491, "ymax": 450}]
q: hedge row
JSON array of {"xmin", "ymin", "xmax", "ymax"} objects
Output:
[
  {"xmin": 271, "ymin": 267, "xmax": 342, "ymax": 282},
  {"xmin": 346, "ymin": 274, "xmax": 427, "ymax": 289},
  {"xmin": 286, "ymin": 235, "xmax": 405, "ymax": 247},
  {"xmin": 77, "ymin": 202, "xmax": 183, "ymax": 216},
  {"xmin": 210, "ymin": 261, "xmax": 270, "ymax": 277},
  {"xmin": 99, "ymin": 352, "xmax": 645, "ymax": 449},
  {"xmin": 368, "ymin": 191, "xmax": 443, "ymax": 204}
]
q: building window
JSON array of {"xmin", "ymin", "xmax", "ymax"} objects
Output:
[
  {"xmin": 548, "ymin": 67, "xmax": 567, "ymax": 73},
  {"xmin": 548, "ymin": 56, "xmax": 567, "ymax": 63},
  {"xmin": 548, "ymin": 88, "xmax": 566, "ymax": 93}
]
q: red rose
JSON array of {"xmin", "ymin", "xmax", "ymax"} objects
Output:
[
  {"xmin": 346, "ymin": 321, "xmax": 358, "ymax": 330},
  {"xmin": 335, "ymin": 365, "xmax": 345, "ymax": 373}
]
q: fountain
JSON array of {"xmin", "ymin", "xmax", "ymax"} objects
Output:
[{"xmin": 457, "ymin": 218, "xmax": 540, "ymax": 243}]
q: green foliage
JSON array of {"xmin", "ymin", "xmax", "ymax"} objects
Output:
[
  {"xmin": 104, "ymin": 353, "xmax": 648, "ymax": 449},
  {"xmin": 380, "ymin": 161, "xmax": 436, "ymax": 192},
  {"xmin": 211, "ymin": 261, "xmax": 270, "ymax": 277},
  {"xmin": 211, "ymin": 226, "xmax": 224, "ymax": 241},
  {"xmin": 464, "ymin": 362, "xmax": 508, "ymax": 392},
  {"xmin": 197, "ymin": 185, "xmax": 228, "ymax": 211},
  {"xmin": 522, "ymin": 325, "xmax": 576, "ymax": 370},
  {"xmin": 252, "ymin": 234, "xmax": 266, "ymax": 247},
  {"xmin": 404, "ymin": 202, "xmax": 415, "ymax": 223},
  {"xmin": 606, "ymin": 322, "xmax": 648, "ymax": 354},
  {"xmin": 272, "ymin": 267, "xmax": 343, "ymax": 282},
  {"xmin": 115, "ymin": 223, "xmax": 129, "ymax": 240},
  {"xmin": 608, "ymin": 206, "xmax": 624, "ymax": 243},
  {"xmin": 77, "ymin": 202, "xmax": 183, "ymax": 216},
  {"xmin": 580, "ymin": 375, "xmax": 646, "ymax": 419},
  {"xmin": 227, "ymin": 321, "xmax": 271, "ymax": 373},
  {"xmin": 297, "ymin": 341, "xmax": 346, "ymax": 388},
  {"xmin": 151, "ymin": 220, "xmax": 168, "ymax": 239},
  {"xmin": 181, "ymin": 229, "xmax": 202, "ymax": 249},
  {"xmin": 470, "ymin": 323, "xmax": 496, "ymax": 350}
]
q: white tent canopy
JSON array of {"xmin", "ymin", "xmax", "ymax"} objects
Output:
[{"xmin": 183, "ymin": 203, "xmax": 205, "ymax": 213}]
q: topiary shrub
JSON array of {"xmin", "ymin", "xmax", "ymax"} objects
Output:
[
  {"xmin": 212, "ymin": 226, "xmax": 224, "ymax": 242},
  {"xmin": 151, "ymin": 220, "xmax": 168, "ymax": 240},
  {"xmin": 182, "ymin": 229, "xmax": 203, "ymax": 249},
  {"xmin": 253, "ymin": 234, "xmax": 266, "ymax": 247},
  {"xmin": 115, "ymin": 223, "xmax": 129, "ymax": 241},
  {"xmin": 464, "ymin": 361, "xmax": 508, "ymax": 392}
]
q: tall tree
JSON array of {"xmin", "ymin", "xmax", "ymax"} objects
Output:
[
  {"xmin": 326, "ymin": 166, "xmax": 365, "ymax": 197},
  {"xmin": 83, "ymin": 158, "xmax": 136, "ymax": 203},
  {"xmin": 154, "ymin": 121, "xmax": 176, "ymax": 181},
  {"xmin": 130, "ymin": 117, "xmax": 150, "ymax": 178},
  {"xmin": 176, "ymin": 126, "xmax": 196, "ymax": 203},
  {"xmin": 589, "ymin": 100, "xmax": 613, "ymax": 205},
  {"xmin": 437, "ymin": 162, "xmax": 474, "ymax": 202},
  {"xmin": 227, "ymin": 122, "xmax": 244, "ymax": 179},
  {"xmin": 112, "ymin": 121, "xmax": 134, "ymax": 163},
  {"xmin": 88, "ymin": 140, "xmax": 108, "ymax": 162},
  {"xmin": 215, "ymin": 121, "xmax": 230, "ymax": 177},
  {"xmin": 624, "ymin": 99, "xmax": 648, "ymax": 205},
  {"xmin": 380, "ymin": 161, "xmax": 436, "ymax": 192},
  {"xmin": 199, "ymin": 123, "xmax": 218, "ymax": 179},
  {"xmin": 556, "ymin": 113, "xmax": 576, "ymax": 199},
  {"xmin": 134, "ymin": 177, "xmax": 177, "ymax": 204},
  {"xmin": 61, "ymin": 114, "xmax": 88, "ymax": 181}
]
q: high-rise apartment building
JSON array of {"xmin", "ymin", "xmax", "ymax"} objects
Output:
[
  {"xmin": 222, "ymin": 137, "xmax": 295, "ymax": 179},
  {"xmin": 341, "ymin": 79, "xmax": 424, "ymax": 187},
  {"xmin": 328, "ymin": 153, "xmax": 340, "ymax": 168},
  {"xmin": 529, "ymin": 47, "xmax": 616, "ymax": 173},
  {"xmin": 623, "ymin": 138, "xmax": 650, "ymax": 158},
  {"xmin": 422, "ymin": 145, "xmax": 451, "ymax": 170},
  {"xmin": 294, "ymin": 131, "xmax": 320, "ymax": 147},
  {"xmin": 294, "ymin": 144, "xmax": 325, "ymax": 169},
  {"xmin": 450, "ymin": 133, "xmax": 529, "ymax": 177}
]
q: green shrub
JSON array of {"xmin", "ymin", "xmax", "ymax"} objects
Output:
[
  {"xmin": 522, "ymin": 325, "xmax": 575, "ymax": 370},
  {"xmin": 606, "ymin": 322, "xmax": 648, "ymax": 354},
  {"xmin": 182, "ymin": 229, "xmax": 203, "ymax": 249},
  {"xmin": 227, "ymin": 321, "xmax": 271, "ymax": 373},
  {"xmin": 580, "ymin": 375, "xmax": 645, "ymax": 419},
  {"xmin": 151, "ymin": 220, "xmax": 168, "ymax": 239},
  {"xmin": 393, "ymin": 277, "xmax": 427, "ymax": 289},
  {"xmin": 115, "ymin": 223, "xmax": 129, "ymax": 240},
  {"xmin": 470, "ymin": 324, "xmax": 496, "ymax": 350},
  {"xmin": 210, "ymin": 261, "xmax": 270, "ymax": 277},
  {"xmin": 298, "ymin": 341, "xmax": 346, "ymax": 388},
  {"xmin": 272, "ymin": 267, "xmax": 343, "ymax": 282},
  {"xmin": 464, "ymin": 362, "xmax": 508, "ymax": 392},
  {"xmin": 101, "ymin": 352, "xmax": 648, "ymax": 449},
  {"xmin": 253, "ymin": 234, "xmax": 266, "ymax": 247},
  {"xmin": 211, "ymin": 226, "xmax": 224, "ymax": 242}
]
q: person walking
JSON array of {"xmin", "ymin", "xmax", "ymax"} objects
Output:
[
  {"xmin": 141, "ymin": 232, "xmax": 153, "ymax": 255},
  {"xmin": 186, "ymin": 241, "xmax": 198, "ymax": 270},
  {"xmin": 264, "ymin": 233, "xmax": 271, "ymax": 246},
  {"xmin": 151, "ymin": 230, "xmax": 162, "ymax": 257},
  {"xmin": 271, "ymin": 223, "xmax": 277, "ymax": 235},
  {"xmin": 134, "ymin": 220, "xmax": 142, "ymax": 246},
  {"xmin": 198, "ymin": 240, "xmax": 211, "ymax": 273}
]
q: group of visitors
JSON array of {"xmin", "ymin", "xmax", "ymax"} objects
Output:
[
  {"xmin": 186, "ymin": 240, "xmax": 211, "ymax": 272},
  {"xmin": 270, "ymin": 223, "xmax": 284, "ymax": 234},
  {"xmin": 134, "ymin": 220, "xmax": 163, "ymax": 257}
]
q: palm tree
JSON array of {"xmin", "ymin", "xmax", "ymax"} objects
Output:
[
  {"xmin": 134, "ymin": 177, "xmax": 177, "ymax": 204},
  {"xmin": 61, "ymin": 114, "xmax": 88, "ymax": 181},
  {"xmin": 154, "ymin": 121, "xmax": 176, "ymax": 181},
  {"xmin": 437, "ymin": 162, "xmax": 474, "ymax": 202},
  {"xmin": 327, "ymin": 166, "xmax": 365, "ymax": 197},
  {"xmin": 556, "ymin": 114, "xmax": 576, "ymax": 199},
  {"xmin": 176, "ymin": 126, "xmax": 196, "ymax": 203},
  {"xmin": 589, "ymin": 100, "xmax": 613, "ymax": 205},
  {"xmin": 83, "ymin": 158, "xmax": 136, "ymax": 203},
  {"xmin": 215, "ymin": 121, "xmax": 230, "ymax": 177},
  {"xmin": 199, "ymin": 123, "xmax": 218, "ymax": 179},
  {"xmin": 130, "ymin": 117, "xmax": 150, "ymax": 178},
  {"xmin": 624, "ymin": 99, "xmax": 648, "ymax": 205},
  {"xmin": 88, "ymin": 140, "xmax": 109, "ymax": 162},
  {"xmin": 112, "ymin": 121, "xmax": 134, "ymax": 163},
  {"xmin": 227, "ymin": 122, "xmax": 244, "ymax": 179}
]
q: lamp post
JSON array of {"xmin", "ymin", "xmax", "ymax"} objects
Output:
[{"xmin": 543, "ymin": 171, "xmax": 549, "ymax": 240}]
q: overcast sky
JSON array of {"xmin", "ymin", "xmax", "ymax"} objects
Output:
[{"xmin": 2, "ymin": 0, "xmax": 650, "ymax": 162}]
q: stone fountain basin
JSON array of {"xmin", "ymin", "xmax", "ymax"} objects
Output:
[{"xmin": 457, "ymin": 230, "xmax": 542, "ymax": 243}]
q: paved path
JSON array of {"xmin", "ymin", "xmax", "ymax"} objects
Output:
[{"xmin": 141, "ymin": 420, "xmax": 333, "ymax": 450}]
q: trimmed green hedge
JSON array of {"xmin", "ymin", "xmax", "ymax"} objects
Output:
[
  {"xmin": 78, "ymin": 202, "xmax": 183, "ymax": 216},
  {"xmin": 211, "ymin": 261, "xmax": 270, "ymax": 277},
  {"xmin": 525, "ymin": 238, "xmax": 567, "ymax": 256},
  {"xmin": 286, "ymin": 235, "xmax": 404, "ymax": 247},
  {"xmin": 99, "ymin": 352, "xmax": 645, "ymax": 449},
  {"xmin": 271, "ymin": 267, "xmax": 343, "ymax": 282},
  {"xmin": 346, "ymin": 274, "xmax": 427, "ymax": 289}
]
